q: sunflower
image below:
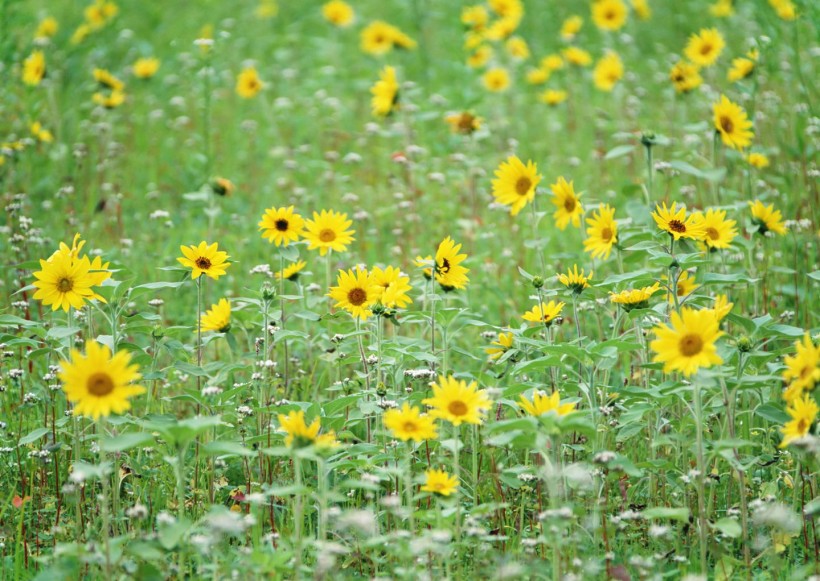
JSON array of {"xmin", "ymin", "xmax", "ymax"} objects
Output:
[
  {"xmin": 557, "ymin": 265, "xmax": 593, "ymax": 294},
  {"xmin": 422, "ymin": 375, "xmax": 492, "ymax": 426},
  {"xmin": 360, "ymin": 21, "xmax": 415, "ymax": 55},
  {"xmin": 650, "ymin": 307, "xmax": 724, "ymax": 376},
  {"xmin": 56, "ymin": 234, "xmax": 112, "ymax": 289},
  {"xmin": 277, "ymin": 410, "xmax": 320, "ymax": 448},
  {"xmin": 59, "ymin": 340, "xmax": 145, "ymax": 420},
  {"xmin": 445, "ymin": 112, "xmax": 482, "ymax": 135},
  {"xmin": 669, "ymin": 61, "xmax": 702, "ymax": 94},
  {"xmin": 592, "ymin": 0, "xmax": 628, "ymax": 31},
  {"xmin": 236, "ymin": 67, "xmax": 263, "ymax": 99},
  {"xmin": 489, "ymin": 0, "xmax": 523, "ymax": 19},
  {"xmin": 211, "ymin": 177, "xmax": 234, "ymax": 197},
  {"xmin": 383, "ymin": 403, "xmax": 437, "ymax": 442},
  {"xmin": 303, "ymin": 209, "xmax": 355, "ymax": 256},
  {"xmin": 371, "ymin": 265, "xmax": 413, "ymax": 309},
  {"xmin": 684, "ymin": 28, "xmax": 725, "ymax": 68},
  {"xmin": 371, "ymin": 65, "xmax": 400, "ymax": 117},
  {"xmin": 749, "ymin": 200, "xmax": 787, "ymax": 235},
  {"xmin": 550, "ymin": 176, "xmax": 583, "ymax": 230},
  {"xmin": 23, "ymin": 50, "xmax": 46, "ymax": 86},
  {"xmin": 651, "ymin": 202, "xmax": 706, "ymax": 241},
  {"xmin": 593, "ymin": 51, "xmax": 623, "ymax": 92},
  {"xmin": 201, "ymin": 298, "xmax": 231, "ymax": 333},
  {"xmin": 482, "ymin": 68, "xmax": 510, "ymax": 92},
  {"xmin": 584, "ymin": 204, "xmax": 618, "ymax": 260},
  {"xmin": 610, "ymin": 283, "xmax": 661, "ymax": 311},
  {"xmin": 505, "ymin": 36, "xmax": 530, "ymax": 60},
  {"xmin": 178, "ymin": 241, "xmax": 230, "ymax": 280},
  {"xmin": 92, "ymin": 90, "xmax": 125, "ymax": 109},
  {"xmin": 770, "ymin": 0, "xmax": 797, "ymax": 21},
  {"xmin": 421, "ymin": 469, "xmax": 459, "ymax": 496},
  {"xmin": 709, "ymin": 0, "xmax": 733, "ymax": 17},
  {"xmin": 694, "ymin": 208, "xmax": 737, "ymax": 250},
  {"xmin": 779, "ymin": 394, "xmax": 817, "ymax": 448},
  {"xmin": 727, "ymin": 51, "xmax": 757, "ymax": 83},
  {"xmin": 560, "ymin": 15, "xmax": 583, "ymax": 40},
  {"xmin": 414, "ymin": 255, "xmax": 434, "ymax": 280},
  {"xmin": 31, "ymin": 122, "xmax": 53, "ymax": 143},
  {"xmin": 434, "ymin": 237, "xmax": 470, "ymax": 291},
  {"xmin": 327, "ymin": 268, "xmax": 379, "ymax": 320},
  {"xmin": 485, "ymin": 15, "xmax": 522, "ymax": 40},
  {"xmin": 522, "ymin": 300, "xmax": 565, "ymax": 326},
  {"xmin": 33, "ymin": 251, "xmax": 105, "ymax": 312},
  {"xmin": 259, "ymin": 206, "xmax": 305, "ymax": 246},
  {"xmin": 35, "ymin": 17, "xmax": 58, "ymax": 40},
  {"xmin": 276, "ymin": 260, "xmax": 307, "ymax": 282},
  {"xmin": 563, "ymin": 46, "xmax": 592, "ymax": 67},
  {"xmin": 322, "ymin": 0, "xmax": 354, "ymax": 27},
  {"xmin": 467, "ymin": 45, "xmax": 493, "ymax": 68},
  {"xmin": 491, "ymin": 156, "xmax": 542, "ymax": 217},
  {"xmin": 708, "ymin": 294, "xmax": 734, "ymax": 322},
  {"xmin": 526, "ymin": 67, "xmax": 550, "ymax": 85},
  {"xmin": 519, "ymin": 390, "xmax": 576, "ymax": 417},
  {"xmin": 540, "ymin": 89, "xmax": 568, "ymax": 106},
  {"xmin": 541, "ymin": 54, "xmax": 564, "ymax": 72},
  {"xmin": 486, "ymin": 331, "xmax": 514, "ymax": 360},
  {"xmin": 747, "ymin": 153, "xmax": 769, "ymax": 168},
  {"xmin": 631, "ymin": 0, "xmax": 651, "ymax": 19},
  {"xmin": 713, "ymin": 95, "xmax": 753, "ymax": 150},
  {"xmin": 133, "ymin": 57, "xmax": 160, "ymax": 79},
  {"xmin": 93, "ymin": 69, "xmax": 123, "ymax": 92},
  {"xmin": 665, "ymin": 270, "xmax": 698, "ymax": 304},
  {"xmin": 461, "ymin": 5, "xmax": 489, "ymax": 30},
  {"xmin": 781, "ymin": 334, "xmax": 820, "ymax": 402}
]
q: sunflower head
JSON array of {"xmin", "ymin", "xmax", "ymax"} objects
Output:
[
  {"xmin": 557, "ymin": 265, "xmax": 592, "ymax": 294},
  {"xmin": 421, "ymin": 469, "xmax": 459, "ymax": 496},
  {"xmin": 303, "ymin": 209, "xmax": 355, "ymax": 256},
  {"xmin": 201, "ymin": 298, "xmax": 231, "ymax": 333},
  {"xmin": 422, "ymin": 375, "xmax": 491, "ymax": 426},
  {"xmin": 650, "ymin": 307, "xmax": 724, "ymax": 376},
  {"xmin": 383, "ymin": 403, "xmax": 437, "ymax": 442},
  {"xmin": 259, "ymin": 206, "xmax": 305, "ymax": 247},
  {"xmin": 177, "ymin": 241, "xmax": 230, "ymax": 280}
]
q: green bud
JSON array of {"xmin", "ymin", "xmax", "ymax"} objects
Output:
[
  {"xmin": 151, "ymin": 324, "xmax": 165, "ymax": 340},
  {"xmin": 376, "ymin": 382, "xmax": 388, "ymax": 398},
  {"xmin": 261, "ymin": 281, "xmax": 276, "ymax": 302},
  {"xmin": 532, "ymin": 276, "xmax": 544, "ymax": 289},
  {"xmin": 736, "ymin": 335, "xmax": 752, "ymax": 353},
  {"xmin": 641, "ymin": 131, "xmax": 656, "ymax": 147}
]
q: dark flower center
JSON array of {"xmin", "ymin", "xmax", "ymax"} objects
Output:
[
  {"xmin": 438, "ymin": 258, "xmax": 451, "ymax": 274},
  {"xmin": 87, "ymin": 372, "xmax": 115, "ymax": 397},
  {"xmin": 347, "ymin": 288, "xmax": 367, "ymax": 306},
  {"xmin": 564, "ymin": 197, "xmax": 576, "ymax": 212},
  {"xmin": 601, "ymin": 227, "xmax": 614, "ymax": 242},
  {"xmin": 700, "ymin": 43, "xmax": 713, "ymax": 56},
  {"xmin": 196, "ymin": 257, "xmax": 212, "ymax": 270},
  {"xmin": 58, "ymin": 278, "xmax": 74, "ymax": 292},
  {"xmin": 402, "ymin": 421, "xmax": 417, "ymax": 433},
  {"xmin": 719, "ymin": 116, "xmax": 734, "ymax": 133},
  {"xmin": 319, "ymin": 228, "xmax": 336, "ymax": 243},
  {"xmin": 448, "ymin": 401, "xmax": 468, "ymax": 416},
  {"xmin": 515, "ymin": 177, "xmax": 532, "ymax": 196},
  {"xmin": 275, "ymin": 219, "xmax": 289, "ymax": 232},
  {"xmin": 679, "ymin": 334, "xmax": 704, "ymax": 357},
  {"xmin": 706, "ymin": 227, "xmax": 720, "ymax": 240},
  {"xmin": 668, "ymin": 220, "xmax": 687, "ymax": 233}
]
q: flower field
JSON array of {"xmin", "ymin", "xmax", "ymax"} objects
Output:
[{"xmin": 2, "ymin": 0, "xmax": 819, "ymax": 579}]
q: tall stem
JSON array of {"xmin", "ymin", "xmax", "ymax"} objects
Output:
[{"xmin": 693, "ymin": 381, "xmax": 709, "ymax": 575}]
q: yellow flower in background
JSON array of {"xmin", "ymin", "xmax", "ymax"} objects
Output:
[
  {"xmin": 236, "ymin": 67, "xmax": 263, "ymax": 99},
  {"xmin": 747, "ymin": 152, "xmax": 770, "ymax": 168},
  {"xmin": 505, "ymin": 36, "xmax": 530, "ymax": 60},
  {"xmin": 277, "ymin": 410, "xmax": 320, "ymax": 448},
  {"xmin": 71, "ymin": 24, "xmax": 91, "ymax": 45},
  {"xmin": 708, "ymin": 294, "xmax": 734, "ymax": 322},
  {"xmin": 652, "ymin": 202, "xmax": 706, "ymax": 240},
  {"xmin": 322, "ymin": 0, "xmax": 354, "ymax": 27},
  {"xmin": 486, "ymin": 331, "xmax": 514, "ymax": 360},
  {"xmin": 31, "ymin": 122, "xmax": 53, "ymax": 143},
  {"xmin": 384, "ymin": 403, "xmax": 437, "ymax": 442},
  {"xmin": 210, "ymin": 177, "xmax": 234, "ymax": 197},
  {"xmin": 540, "ymin": 89, "xmax": 568, "ymax": 106},
  {"xmin": 177, "ymin": 241, "xmax": 231, "ymax": 280},
  {"xmin": 522, "ymin": 301, "xmax": 565, "ymax": 326},
  {"xmin": 651, "ymin": 307, "xmax": 724, "ymax": 376},
  {"xmin": 371, "ymin": 65, "xmax": 400, "ymax": 117},
  {"xmin": 665, "ymin": 269, "xmax": 699, "ymax": 304},
  {"xmin": 256, "ymin": 0, "xmax": 279, "ymax": 19},
  {"xmin": 610, "ymin": 283, "xmax": 661, "ymax": 311},
  {"xmin": 526, "ymin": 67, "xmax": 549, "ymax": 85},
  {"xmin": 769, "ymin": 0, "xmax": 797, "ymax": 21},
  {"xmin": 557, "ymin": 265, "xmax": 593, "ymax": 294},
  {"xmin": 423, "ymin": 375, "xmax": 491, "ymax": 426},
  {"xmin": 781, "ymin": 334, "xmax": 820, "ymax": 400},
  {"xmin": 779, "ymin": 394, "xmax": 817, "ymax": 448},
  {"xmin": 461, "ymin": 5, "xmax": 489, "ymax": 30},
  {"xmin": 361, "ymin": 21, "xmax": 415, "ymax": 55},
  {"xmin": 327, "ymin": 267, "xmax": 379, "ymax": 320},
  {"xmin": 35, "ymin": 17, "xmax": 59, "ymax": 40},
  {"xmin": 482, "ymin": 68, "xmax": 510, "ymax": 92},
  {"xmin": 560, "ymin": 16, "xmax": 583, "ymax": 41},
  {"xmin": 593, "ymin": 51, "xmax": 623, "ymax": 92},
  {"xmin": 695, "ymin": 208, "xmax": 737, "ymax": 250},
  {"xmin": 669, "ymin": 61, "xmax": 702, "ymax": 93},
  {"xmin": 584, "ymin": 204, "xmax": 618, "ymax": 259},
  {"xmin": 489, "ymin": 0, "xmax": 523, "ymax": 19},
  {"xmin": 421, "ymin": 469, "xmax": 459, "ymax": 496},
  {"xmin": 435, "ymin": 236, "xmax": 470, "ymax": 291},
  {"xmin": 541, "ymin": 54, "xmax": 564, "ymax": 72},
  {"xmin": 259, "ymin": 206, "xmax": 305, "ymax": 246},
  {"xmin": 728, "ymin": 51, "xmax": 757, "ymax": 83},
  {"xmin": 445, "ymin": 111, "xmax": 482, "ymax": 135},
  {"xmin": 276, "ymin": 260, "xmax": 307, "ymax": 282},
  {"xmin": 133, "ymin": 57, "xmax": 160, "ymax": 79},
  {"xmin": 22, "ymin": 50, "xmax": 46, "ymax": 86},
  {"xmin": 371, "ymin": 265, "xmax": 413, "ymax": 309},
  {"xmin": 749, "ymin": 200, "xmax": 787, "ymax": 236},
  {"xmin": 200, "ymin": 298, "xmax": 231, "ymax": 333},
  {"xmin": 684, "ymin": 28, "xmax": 725, "ymax": 68},
  {"xmin": 59, "ymin": 340, "xmax": 144, "ymax": 420},
  {"xmin": 592, "ymin": 0, "xmax": 628, "ymax": 31},
  {"xmin": 563, "ymin": 46, "xmax": 592, "ymax": 67},
  {"xmin": 414, "ymin": 255, "xmax": 434, "ymax": 280},
  {"xmin": 519, "ymin": 390, "xmax": 576, "ymax": 417},
  {"xmin": 93, "ymin": 68, "xmax": 124, "ymax": 91},
  {"xmin": 709, "ymin": 0, "xmax": 733, "ymax": 17},
  {"xmin": 631, "ymin": 0, "xmax": 651, "ymax": 20},
  {"xmin": 491, "ymin": 156, "xmax": 542, "ymax": 217},
  {"xmin": 467, "ymin": 45, "xmax": 493, "ymax": 68},
  {"xmin": 303, "ymin": 209, "xmax": 355, "ymax": 255},
  {"xmin": 92, "ymin": 90, "xmax": 125, "ymax": 108},
  {"xmin": 550, "ymin": 176, "xmax": 583, "ymax": 230},
  {"xmin": 33, "ymin": 251, "xmax": 105, "ymax": 312}
]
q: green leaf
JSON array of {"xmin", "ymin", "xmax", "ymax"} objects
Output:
[
  {"xmin": 604, "ymin": 144, "xmax": 635, "ymax": 160},
  {"xmin": 203, "ymin": 441, "xmax": 255, "ymax": 458},
  {"xmin": 642, "ymin": 507, "xmax": 690, "ymax": 522},
  {"xmin": 100, "ymin": 432, "xmax": 154, "ymax": 452},
  {"xmin": 755, "ymin": 403, "xmax": 789, "ymax": 424},
  {"xmin": 19, "ymin": 427, "xmax": 51, "ymax": 446},
  {"xmin": 0, "ymin": 315, "xmax": 39, "ymax": 328},
  {"xmin": 713, "ymin": 517, "xmax": 742, "ymax": 538}
]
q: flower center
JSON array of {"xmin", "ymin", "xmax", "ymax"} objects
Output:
[
  {"xmin": 448, "ymin": 400, "xmax": 468, "ymax": 416},
  {"xmin": 438, "ymin": 258, "xmax": 451, "ymax": 274},
  {"xmin": 668, "ymin": 219, "xmax": 687, "ymax": 233},
  {"xmin": 57, "ymin": 277, "xmax": 74, "ymax": 292},
  {"xmin": 195, "ymin": 257, "xmax": 212, "ymax": 270},
  {"xmin": 605, "ymin": 10, "xmax": 615, "ymax": 20},
  {"xmin": 797, "ymin": 418, "xmax": 808, "ymax": 434},
  {"xmin": 458, "ymin": 114, "xmax": 475, "ymax": 132},
  {"xmin": 515, "ymin": 177, "xmax": 532, "ymax": 196},
  {"xmin": 347, "ymin": 287, "xmax": 367, "ymax": 306},
  {"xmin": 706, "ymin": 227, "xmax": 720, "ymax": 240},
  {"xmin": 679, "ymin": 334, "xmax": 704, "ymax": 357},
  {"xmin": 719, "ymin": 116, "xmax": 734, "ymax": 134},
  {"xmin": 319, "ymin": 228, "xmax": 336, "ymax": 243},
  {"xmin": 275, "ymin": 219, "xmax": 289, "ymax": 232},
  {"xmin": 700, "ymin": 43, "xmax": 713, "ymax": 56},
  {"xmin": 87, "ymin": 372, "xmax": 115, "ymax": 397},
  {"xmin": 402, "ymin": 421, "xmax": 417, "ymax": 433},
  {"xmin": 601, "ymin": 227, "xmax": 613, "ymax": 242},
  {"xmin": 564, "ymin": 197, "xmax": 576, "ymax": 212}
]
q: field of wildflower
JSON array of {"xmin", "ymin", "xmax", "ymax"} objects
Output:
[{"xmin": 2, "ymin": 0, "xmax": 819, "ymax": 579}]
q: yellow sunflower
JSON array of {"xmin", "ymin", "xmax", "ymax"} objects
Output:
[
  {"xmin": 201, "ymin": 298, "xmax": 231, "ymax": 333},
  {"xmin": 592, "ymin": 0, "xmax": 628, "ymax": 31},
  {"xmin": 383, "ymin": 403, "xmax": 437, "ymax": 442},
  {"xmin": 421, "ymin": 469, "xmax": 459, "ymax": 496},
  {"xmin": 713, "ymin": 94, "xmax": 754, "ymax": 150},
  {"xmin": 177, "ymin": 241, "xmax": 230, "ymax": 280},
  {"xmin": 747, "ymin": 153, "xmax": 770, "ymax": 169},
  {"xmin": 557, "ymin": 265, "xmax": 593, "ymax": 294},
  {"xmin": 277, "ymin": 410, "xmax": 320, "ymax": 448},
  {"xmin": 59, "ymin": 340, "xmax": 145, "ymax": 420},
  {"xmin": 371, "ymin": 65, "xmax": 399, "ymax": 117},
  {"xmin": 727, "ymin": 52, "xmax": 756, "ymax": 83},
  {"xmin": 779, "ymin": 394, "xmax": 817, "ymax": 448},
  {"xmin": 133, "ymin": 57, "xmax": 160, "ymax": 79},
  {"xmin": 665, "ymin": 270, "xmax": 699, "ymax": 304},
  {"xmin": 550, "ymin": 176, "xmax": 583, "ymax": 230},
  {"xmin": 371, "ymin": 265, "xmax": 413, "ymax": 309},
  {"xmin": 93, "ymin": 68, "xmax": 124, "ymax": 91},
  {"xmin": 92, "ymin": 90, "xmax": 125, "ymax": 109},
  {"xmin": 31, "ymin": 122, "xmax": 53, "ymax": 143},
  {"xmin": 684, "ymin": 28, "xmax": 725, "ymax": 68},
  {"xmin": 32, "ymin": 250, "xmax": 107, "ymax": 313},
  {"xmin": 709, "ymin": 0, "xmax": 733, "ymax": 17},
  {"xmin": 650, "ymin": 307, "xmax": 724, "ymax": 376},
  {"xmin": 467, "ymin": 45, "xmax": 493, "ymax": 68},
  {"xmin": 541, "ymin": 54, "xmax": 564, "ymax": 72},
  {"xmin": 610, "ymin": 283, "xmax": 661, "ymax": 311},
  {"xmin": 669, "ymin": 61, "xmax": 702, "ymax": 94},
  {"xmin": 749, "ymin": 200, "xmax": 787, "ymax": 236},
  {"xmin": 258, "ymin": 206, "xmax": 305, "ymax": 246},
  {"xmin": 35, "ymin": 17, "xmax": 58, "ymax": 40},
  {"xmin": 486, "ymin": 331, "xmax": 514, "ymax": 360},
  {"xmin": 769, "ymin": 0, "xmax": 797, "ymax": 21},
  {"xmin": 522, "ymin": 300, "xmax": 565, "ymax": 326},
  {"xmin": 327, "ymin": 267, "xmax": 379, "ymax": 320},
  {"xmin": 505, "ymin": 36, "xmax": 530, "ymax": 60},
  {"xmin": 539, "ymin": 89, "xmax": 568, "ymax": 106},
  {"xmin": 695, "ymin": 208, "xmax": 737, "ymax": 250},
  {"xmin": 461, "ymin": 5, "xmax": 489, "ymax": 30},
  {"xmin": 781, "ymin": 334, "xmax": 820, "ymax": 402},
  {"xmin": 482, "ymin": 67, "xmax": 511, "ymax": 92},
  {"xmin": 236, "ymin": 67, "xmax": 263, "ymax": 99},
  {"xmin": 322, "ymin": 0, "xmax": 354, "ymax": 27},
  {"xmin": 707, "ymin": 294, "xmax": 734, "ymax": 322},
  {"xmin": 526, "ymin": 67, "xmax": 550, "ymax": 85},
  {"xmin": 210, "ymin": 177, "xmax": 234, "ymax": 197},
  {"xmin": 276, "ymin": 260, "xmax": 307, "ymax": 282},
  {"xmin": 593, "ymin": 51, "xmax": 623, "ymax": 92},
  {"xmin": 445, "ymin": 112, "xmax": 482, "ymax": 135},
  {"xmin": 435, "ymin": 236, "xmax": 470, "ymax": 291},
  {"xmin": 422, "ymin": 375, "xmax": 492, "ymax": 426},
  {"xmin": 303, "ymin": 209, "xmax": 355, "ymax": 255},
  {"xmin": 560, "ymin": 15, "xmax": 583, "ymax": 40},
  {"xmin": 491, "ymin": 156, "xmax": 542, "ymax": 216},
  {"xmin": 631, "ymin": 0, "xmax": 651, "ymax": 19},
  {"xmin": 519, "ymin": 390, "xmax": 575, "ymax": 417},
  {"xmin": 563, "ymin": 46, "xmax": 592, "ymax": 67},
  {"xmin": 651, "ymin": 202, "xmax": 706, "ymax": 240},
  {"xmin": 23, "ymin": 50, "xmax": 46, "ymax": 86}
]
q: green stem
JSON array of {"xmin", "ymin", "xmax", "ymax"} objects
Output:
[{"xmin": 693, "ymin": 381, "xmax": 709, "ymax": 575}]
